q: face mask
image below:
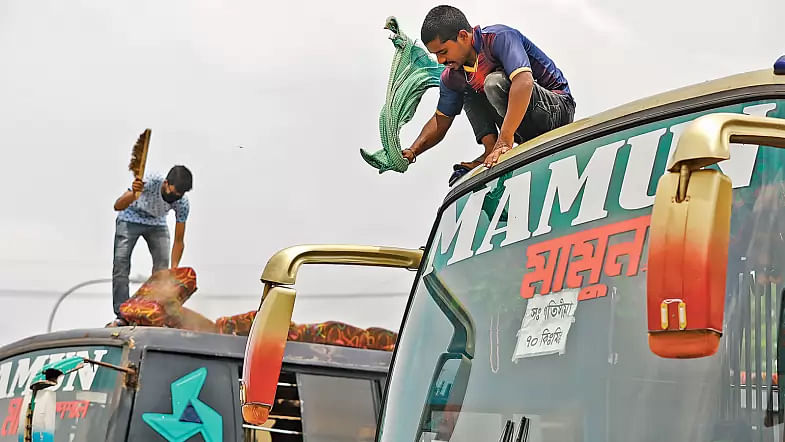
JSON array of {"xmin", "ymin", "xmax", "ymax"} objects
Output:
[{"xmin": 161, "ymin": 189, "xmax": 181, "ymax": 203}]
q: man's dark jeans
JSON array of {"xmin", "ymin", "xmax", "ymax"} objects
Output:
[
  {"xmin": 112, "ymin": 219, "xmax": 170, "ymax": 317},
  {"xmin": 464, "ymin": 70, "xmax": 575, "ymax": 146}
]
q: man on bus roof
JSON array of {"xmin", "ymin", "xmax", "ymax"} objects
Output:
[
  {"xmin": 109, "ymin": 165, "xmax": 193, "ymax": 327},
  {"xmin": 401, "ymin": 5, "xmax": 576, "ymax": 186}
]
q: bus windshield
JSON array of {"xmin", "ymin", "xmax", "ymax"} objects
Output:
[
  {"xmin": 379, "ymin": 98, "xmax": 785, "ymax": 441},
  {"xmin": 0, "ymin": 346, "xmax": 122, "ymax": 442}
]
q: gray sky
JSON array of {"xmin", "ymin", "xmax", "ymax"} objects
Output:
[{"xmin": 1, "ymin": 0, "xmax": 784, "ymax": 344}]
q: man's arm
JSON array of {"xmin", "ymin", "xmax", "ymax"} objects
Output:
[
  {"xmin": 401, "ymin": 113, "xmax": 454, "ymax": 163},
  {"xmin": 170, "ymin": 222, "xmax": 186, "ymax": 268},
  {"xmin": 499, "ymin": 71, "xmax": 533, "ymax": 146},
  {"xmin": 114, "ymin": 179, "xmax": 144, "ymax": 211},
  {"xmin": 483, "ymin": 71, "xmax": 534, "ymax": 167}
]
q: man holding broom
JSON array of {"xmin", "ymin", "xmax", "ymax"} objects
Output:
[{"xmin": 109, "ymin": 165, "xmax": 193, "ymax": 326}]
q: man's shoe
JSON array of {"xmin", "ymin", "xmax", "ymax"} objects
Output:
[
  {"xmin": 449, "ymin": 164, "xmax": 471, "ymax": 187},
  {"xmin": 105, "ymin": 317, "xmax": 129, "ymax": 328},
  {"xmin": 449, "ymin": 160, "xmax": 485, "ymax": 187}
]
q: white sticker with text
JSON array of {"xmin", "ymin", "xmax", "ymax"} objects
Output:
[{"xmin": 513, "ymin": 289, "xmax": 579, "ymax": 361}]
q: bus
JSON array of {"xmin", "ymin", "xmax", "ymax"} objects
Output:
[
  {"xmin": 242, "ymin": 58, "xmax": 785, "ymax": 441},
  {"xmin": 0, "ymin": 325, "xmax": 391, "ymax": 441}
]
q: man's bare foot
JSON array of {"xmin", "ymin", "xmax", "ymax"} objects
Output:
[{"xmin": 459, "ymin": 160, "xmax": 484, "ymax": 169}]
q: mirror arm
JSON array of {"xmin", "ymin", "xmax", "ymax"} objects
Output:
[
  {"xmin": 82, "ymin": 358, "xmax": 135, "ymax": 376},
  {"xmin": 677, "ymin": 163, "xmax": 691, "ymax": 202}
]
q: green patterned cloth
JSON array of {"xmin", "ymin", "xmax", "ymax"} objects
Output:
[{"xmin": 360, "ymin": 17, "xmax": 444, "ymax": 174}]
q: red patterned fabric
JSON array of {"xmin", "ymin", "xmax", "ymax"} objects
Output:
[
  {"xmin": 215, "ymin": 310, "xmax": 256, "ymax": 336},
  {"xmin": 364, "ymin": 327, "xmax": 398, "ymax": 352},
  {"xmin": 118, "ymin": 270, "xmax": 398, "ymax": 348},
  {"xmin": 287, "ymin": 320, "xmax": 364, "ymax": 348},
  {"xmin": 118, "ymin": 267, "xmax": 198, "ymax": 327},
  {"xmin": 132, "ymin": 267, "xmax": 197, "ymax": 305},
  {"xmin": 118, "ymin": 298, "xmax": 168, "ymax": 327},
  {"xmin": 215, "ymin": 310, "xmax": 398, "ymax": 351}
]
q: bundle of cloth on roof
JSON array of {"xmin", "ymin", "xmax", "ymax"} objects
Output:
[
  {"xmin": 288, "ymin": 320, "xmax": 398, "ymax": 352},
  {"xmin": 115, "ymin": 269, "xmax": 398, "ymax": 351},
  {"xmin": 215, "ymin": 311, "xmax": 398, "ymax": 352},
  {"xmin": 117, "ymin": 267, "xmax": 216, "ymax": 333}
]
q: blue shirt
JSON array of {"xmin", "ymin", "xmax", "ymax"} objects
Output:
[
  {"xmin": 117, "ymin": 173, "xmax": 189, "ymax": 226},
  {"xmin": 437, "ymin": 24, "xmax": 572, "ymax": 117}
]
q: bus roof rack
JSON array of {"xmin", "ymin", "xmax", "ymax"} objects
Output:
[{"xmin": 775, "ymin": 55, "xmax": 785, "ymax": 75}]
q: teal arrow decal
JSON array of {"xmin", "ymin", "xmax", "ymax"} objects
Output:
[{"xmin": 142, "ymin": 367, "xmax": 222, "ymax": 442}]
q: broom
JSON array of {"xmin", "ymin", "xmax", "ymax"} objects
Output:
[{"xmin": 128, "ymin": 129, "xmax": 152, "ymax": 198}]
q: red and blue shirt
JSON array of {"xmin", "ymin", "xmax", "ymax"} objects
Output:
[{"xmin": 437, "ymin": 24, "xmax": 572, "ymax": 117}]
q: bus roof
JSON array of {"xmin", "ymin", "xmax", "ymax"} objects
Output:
[
  {"xmin": 0, "ymin": 327, "xmax": 392, "ymax": 373},
  {"xmin": 447, "ymin": 67, "xmax": 785, "ymax": 201}
]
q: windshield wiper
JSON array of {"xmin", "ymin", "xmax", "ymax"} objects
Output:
[
  {"xmin": 498, "ymin": 420, "xmax": 514, "ymax": 442},
  {"xmin": 765, "ymin": 287, "xmax": 785, "ymax": 427},
  {"xmin": 498, "ymin": 416, "xmax": 530, "ymax": 442},
  {"xmin": 515, "ymin": 416, "xmax": 530, "ymax": 442}
]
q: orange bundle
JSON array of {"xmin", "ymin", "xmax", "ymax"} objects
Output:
[
  {"xmin": 119, "ymin": 267, "xmax": 198, "ymax": 327},
  {"xmin": 215, "ymin": 310, "xmax": 257, "ymax": 336},
  {"xmin": 364, "ymin": 327, "xmax": 398, "ymax": 352},
  {"xmin": 132, "ymin": 267, "xmax": 197, "ymax": 304},
  {"xmin": 288, "ymin": 321, "xmax": 367, "ymax": 349},
  {"xmin": 118, "ymin": 298, "xmax": 168, "ymax": 327},
  {"xmin": 214, "ymin": 312, "xmax": 399, "ymax": 351}
]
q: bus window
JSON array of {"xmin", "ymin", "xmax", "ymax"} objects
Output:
[
  {"xmin": 244, "ymin": 371, "xmax": 381, "ymax": 442},
  {"xmin": 296, "ymin": 373, "xmax": 377, "ymax": 442},
  {"xmin": 244, "ymin": 370, "xmax": 303, "ymax": 442},
  {"xmin": 127, "ymin": 351, "xmax": 241, "ymax": 441}
]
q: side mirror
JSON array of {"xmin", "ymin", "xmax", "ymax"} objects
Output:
[
  {"xmin": 19, "ymin": 356, "xmax": 84, "ymax": 442},
  {"xmin": 30, "ymin": 356, "xmax": 85, "ymax": 390},
  {"xmin": 419, "ymin": 353, "xmax": 472, "ymax": 440},
  {"xmin": 647, "ymin": 113, "xmax": 785, "ymax": 358},
  {"xmin": 241, "ymin": 245, "xmax": 422, "ymax": 426}
]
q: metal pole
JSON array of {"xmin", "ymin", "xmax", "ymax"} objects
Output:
[
  {"xmin": 46, "ymin": 276, "xmax": 146, "ymax": 333},
  {"xmin": 83, "ymin": 357, "xmax": 136, "ymax": 375}
]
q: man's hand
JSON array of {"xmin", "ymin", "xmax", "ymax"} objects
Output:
[
  {"xmin": 484, "ymin": 72, "xmax": 534, "ymax": 168},
  {"xmin": 131, "ymin": 179, "xmax": 144, "ymax": 195},
  {"xmin": 401, "ymin": 113, "xmax": 454, "ymax": 167},
  {"xmin": 402, "ymin": 149, "xmax": 416, "ymax": 164},
  {"xmin": 170, "ymin": 222, "xmax": 186, "ymax": 269},
  {"xmin": 483, "ymin": 138, "xmax": 514, "ymax": 168},
  {"xmin": 114, "ymin": 179, "xmax": 144, "ymax": 211}
]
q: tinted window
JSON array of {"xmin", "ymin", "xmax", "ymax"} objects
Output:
[
  {"xmin": 297, "ymin": 373, "xmax": 377, "ymax": 442},
  {"xmin": 127, "ymin": 351, "xmax": 241, "ymax": 441}
]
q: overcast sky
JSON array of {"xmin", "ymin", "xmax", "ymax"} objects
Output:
[{"xmin": 1, "ymin": 0, "xmax": 784, "ymax": 344}]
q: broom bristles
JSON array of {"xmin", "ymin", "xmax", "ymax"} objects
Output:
[{"xmin": 129, "ymin": 129, "xmax": 152, "ymax": 179}]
